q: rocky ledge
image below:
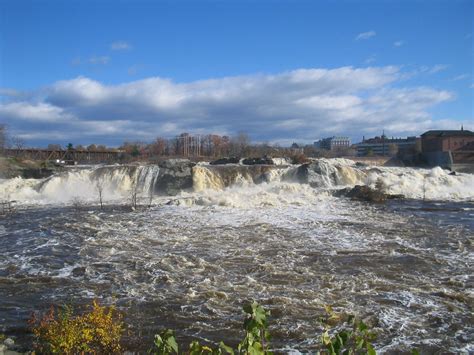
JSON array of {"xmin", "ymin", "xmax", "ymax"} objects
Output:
[{"xmin": 335, "ymin": 185, "xmax": 404, "ymax": 203}]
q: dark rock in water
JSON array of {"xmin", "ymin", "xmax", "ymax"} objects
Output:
[
  {"xmin": 293, "ymin": 163, "xmax": 310, "ymax": 183},
  {"xmin": 72, "ymin": 266, "xmax": 86, "ymax": 277},
  {"xmin": 210, "ymin": 157, "xmax": 240, "ymax": 165},
  {"xmin": 22, "ymin": 168, "xmax": 55, "ymax": 179},
  {"xmin": 242, "ymin": 157, "xmax": 274, "ymax": 165},
  {"xmin": 449, "ymin": 171, "xmax": 457, "ymax": 176},
  {"xmin": 156, "ymin": 159, "xmax": 195, "ymax": 195},
  {"xmin": 338, "ymin": 185, "xmax": 404, "ymax": 203}
]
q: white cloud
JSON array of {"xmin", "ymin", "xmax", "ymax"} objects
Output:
[
  {"xmin": 393, "ymin": 40, "xmax": 404, "ymax": 47},
  {"xmin": 1, "ymin": 66, "xmax": 457, "ymax": 145},
  {"xmin": 355, "ymin": 31, "xmax": 376, "ymax": 41},
  {"xmin": 110, "ymin": 41, "xmax": 131, "ymax": 51},
  {"xmin": 89, "ymin": 56, "xmax": 110, "ymax": 65},
  {"xmin": 0, "ymin": 102, "xmax": 74, "ymax": 123},
  {"xmin": 426, "ymin": 64, "xmax": 448, "ymax": 74},
  {"xmin": 452, "ymin": 74, "xmax": 469, "ymax": 81}
]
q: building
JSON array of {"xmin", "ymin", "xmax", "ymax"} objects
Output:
[
  {"xmin": 421, "ymin": 129, "xmax": 474, "ymax": 171},
  {"xmin": 314, "ymin": 136, "xmax": 351, "ymax": 151},
  {"xmin": 356, "ymin": 135, "xmax": 418, "ymax": 157},
  {"xmin": 421, "ymin": 129, "xmax": 474, "ymax": 153}
]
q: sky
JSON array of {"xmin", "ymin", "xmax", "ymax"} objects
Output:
[{"xmin": 0, "ymin": 0, "xmax": 473, "ymax": 147}]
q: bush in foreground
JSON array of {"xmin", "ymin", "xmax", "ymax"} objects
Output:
[
  {"xmin": 29, "ymin": 300, "xmax": 123, "ymax": 354},
  {"xmin": 29, "ymin": 300, "xmax": 409, "ymax": 354}
]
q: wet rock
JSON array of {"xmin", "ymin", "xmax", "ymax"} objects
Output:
[
  {"xmin": 21, "ymin": 168, "xmax": 54, "ymax": 179},
  {"xmin": 242, "ymin": 157, "xmax": 274, "ymax": 165},
  {"xmin": 3, "ymin": 338, "xmax": 14, "ymax": 347},
  {"xmin": 209, "ymin": 157, "xmax": 240, "ymax": 165},
  {"xmin": 338, "ymin": 185, "xmax": 404, "ymax": 203},
  {"xmin": 72, "ymin": 266, "xmax": 86, "ymax": 277},
  {"xmin": 156, "ymin": 159, "xmax": 195, "ymax": 195}
]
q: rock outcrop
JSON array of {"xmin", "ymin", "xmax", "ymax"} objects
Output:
[
  {"xmin": 241, "ymin": 157, "xmax": 274, "ymax": 165},
  {"xmin": 156, "ymin": 159, "xmax": 195, "ymax": 195},
  {"xmin": 209, "ymin": 157, "xmax": 240, "ymax": 165},
  {"xmin": 335, "ymin": 185, "xmax": 404, "ymax": 203}
]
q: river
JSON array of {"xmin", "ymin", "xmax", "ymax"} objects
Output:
[{"xmin": 0, "ymin": 159, "xmax": 473, "ymax": 353}]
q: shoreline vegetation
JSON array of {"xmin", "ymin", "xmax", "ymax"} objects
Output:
[{"xmin": 16, "ymin": 300, "xmax": 402, "ymax": 355}]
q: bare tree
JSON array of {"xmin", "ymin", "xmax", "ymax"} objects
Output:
[
  {"xmin": 129, "ymin": 178, "xmax": 139, "ymax": 210},
  {"xmin": 147, "ymin": 185, "xmax": 154, "ymax": 208},
  {"xmin": 96, "ymin": 181, "xmax": 105, "ymax": 209},
  {"xmin": 0, "ymin": 124, "xmax": 6, "ymax": 153},
  {"xmin": 11, "ymin": 136, "xmax": 25, "ymax": 150},
  {"xmin": 47, "ymin": 144, "xmax": 62, "ymax": 150}
]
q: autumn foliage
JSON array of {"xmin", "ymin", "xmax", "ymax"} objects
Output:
[{"xmin": 29, "ymin": 300, "xmax": 124, "ymax": 354}]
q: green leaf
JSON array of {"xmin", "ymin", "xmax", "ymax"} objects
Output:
[
  {"xmin": 243, "ymin": 303, "xmax": 253, "ymax": 315},
  {"xmin": 366, "ymin": 342, "xmax": 376, "ymax": 355},
  {"xmin": 219, "ymin": 341, "xmax": 234, "ymax": 355}
]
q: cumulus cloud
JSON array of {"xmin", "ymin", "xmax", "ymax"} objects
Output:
[
  {"xmin": 393, "ymin": 40, "xmax": 404, "ymax": 47},
  {"xmin": 110, "ymin": 41, "xmax": 131, "ymax": 50},
  {"xmin": 355, "ymin": 31, "xmax": 376, "ymax": 40},
  {"xmin": 0, "ymin": 66, "xmax": 459, "ymax": 145}
]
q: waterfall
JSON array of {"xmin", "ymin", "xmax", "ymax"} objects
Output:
[{"xmin": 1, "ymin": 159, "xmax": 473, "ymax": 204}]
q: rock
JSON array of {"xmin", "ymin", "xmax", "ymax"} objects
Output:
[
  {"xmin": 342, "ymin": 185, "xmax": 404, "ymax": 203},
  {"xmin": 242, "ymin": 157, "xmax": 274, "ymax": 165},
  {"xmin": 3, "ymin": 338, "xmax": 14, "ymax": 347},
  {"xmin": 209, "ymin": 157, "xmax": 240, "ymax": 165},
  {"xmin": 72, "ymin": 266, "xmax": 86, "ymax": 277},
  {"xmin": 21, "ymin": 168, "xmax": 54, "ymax": 179},
  {"xmin": 156, "ymin": 159, "xmax": 195, "ymax": 195}
]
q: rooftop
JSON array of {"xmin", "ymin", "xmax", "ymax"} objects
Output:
[{"xmin": 421, "ymin": 129, "xmax": 474, "ymax": 137}]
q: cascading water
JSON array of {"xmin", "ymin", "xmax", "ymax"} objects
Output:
[
  {"xmin": 1, "ymin": 159, "xmax": 474, "ymax": 203},
  {"xmin": 0, "ymin": 158, "xmax": 473, "ymax": 353},
  {"xmin": 0, "ymin": 165, "xmax": 161, "ymax": 204}
]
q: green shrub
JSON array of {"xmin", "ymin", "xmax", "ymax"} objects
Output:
[{"xmin": 319, "ymin": 305, "xmax": 377, "ymax": 355}]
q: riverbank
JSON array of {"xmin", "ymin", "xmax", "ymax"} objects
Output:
[{"xmin": 0, "ymin": 157, "xmax": 58, "ymax": 180}]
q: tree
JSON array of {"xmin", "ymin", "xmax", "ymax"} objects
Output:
[
  {"xmin": 48, "ymin": 144, "xmax": 62, "ymax": 150},
  {"xmin": 150, "ymin": 137, "xmax": 167, "ymax": 156},
  {"xmin": 11, "ymin": 136, "xmax": 26, "ymax": 150},
  {"xmin": 96, "ymin": 181, "xmax": 105, "ymax": 209},
  {"xmin": 0, "ymin": 124, "xmax": 6, "ymax": 153}
]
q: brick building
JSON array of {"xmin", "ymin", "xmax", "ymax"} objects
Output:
[
  {"xmin": 421, "ymin": 129, "xmax": 474, "ymax": 153},
  {"xmin": 421, "ymin": 129, "xmax": 474, "ymax": 171}
]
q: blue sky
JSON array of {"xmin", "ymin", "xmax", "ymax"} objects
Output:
[{"xmin": 0, "ymin": 0, "xmax": 472, "ymax": 147}]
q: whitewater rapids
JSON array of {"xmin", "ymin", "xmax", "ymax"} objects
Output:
[
  {"xmin": 1, "ymin": 159, "xmax": 473, "ymax": 204},
  {"xmin": 0, "ymin": 159, "xmax": 473, "ymax": 353}
]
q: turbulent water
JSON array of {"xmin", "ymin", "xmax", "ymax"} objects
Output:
[{"xmin": 0, "ymin": 159, "xmax": 473, "ymax": 353}]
